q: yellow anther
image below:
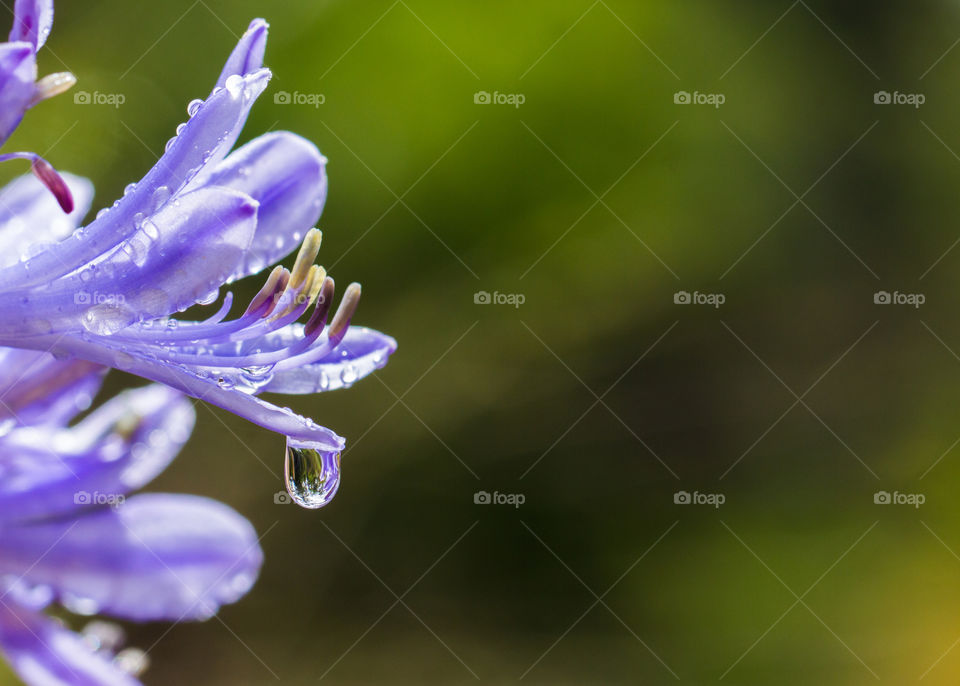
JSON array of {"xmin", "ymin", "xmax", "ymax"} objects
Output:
[
  {"xmin": 288, "ymin": 228, "xmax": 322, "ymax": 289},
  {"xmin": 307, "ymin": 265, "xmax": 327, "ymax": 306},
  {"xmin": 30, "ymin": 72, "xmax": 76, "ymax": 106}
]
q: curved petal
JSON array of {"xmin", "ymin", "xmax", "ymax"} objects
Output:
[
  {"xmin": 197, "ymin": 131, "xmax": 327, "ymax": 281},
  {"xmin": 0, "ymin": 186, "xmax": 258, "ymax": 336},
  {"xmin": 0, "ymin": 599, "xmax": 141, "ymax": 686},
  {"xmin": 215, "ymin": 18, "xmax": 267, "ymax": 90},
  {"xmin": 47, "ymin": 336, "xmax": 346, "ymax": 450},
  {"xmin": 0, "ymin": 494, "xmax": 263, "ymax": 622},
  {"xmin": 261, "ymin": 326, "xmax": 396, "ymax": 394},
  {"xmin": 0, "ymin": 385, "xmax": 194, "ymax": 523},
  {"xmin": 0, "ymin": 171, "xmax": 94, "ymax": 268},
  {"xmin": 8, "ymin": 0, "xmax": 53, "ymax": 50},
  {"xmin": 0, "ymin": 348, "xmax": 105, "ymax": 427},
  {"xmin": 0, "ymin": 67, "xmax": 270, "ymax": 290},
  {"xmin": 0, "ymin": 42, "xmax": 36, "ymax": 145}
]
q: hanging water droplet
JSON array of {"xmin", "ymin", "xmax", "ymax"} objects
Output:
[
  {"xmin": 187, "ymin": 98, "xmax": 204, "ymax": 117},
  {"xmin": 283, "ymin": 437, "xmax": 341, "ymax": 509},
  {"xmin": 123, "ymin": 182, "xmax": 136, "ymax": 196}
]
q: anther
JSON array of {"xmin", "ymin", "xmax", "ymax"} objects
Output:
[
  {"xmin": 244, "ymin": 265, "xmax": 285, "ymax": 316},
  {"xmin": 305, "ymin": 277, "xmax": 335, "ymax": 337},
  {"xmin": 328, "ymin": 282, "xmax": 361, "ymax": 345},
  {"xmin": 31, "ymin": 157, "xmax": 73, "ymax": 213},
  {"xmin": 30, "ymin": 72, "xmax": 76, "ymax": 106},
  {"xmin": 289, "ymin": 228, "xmax": 322, "ymax": 289}
]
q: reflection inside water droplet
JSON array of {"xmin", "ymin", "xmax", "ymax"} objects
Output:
[{"xmin": 284, "ymin": 437, "xmax": 341, "ymax": 509}]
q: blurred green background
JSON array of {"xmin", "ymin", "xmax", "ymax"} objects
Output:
[{"xmin": 6, "ymin": 0, "xmax": 960, "ymax": 683}]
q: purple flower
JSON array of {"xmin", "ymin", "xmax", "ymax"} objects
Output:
[
  {"xmin": 0, "ymin": 348, "xmax": 263, "ymax": 685},
  {"xmin": 0, "ymin": 3, "xmax": 397, "ymax": 506}
]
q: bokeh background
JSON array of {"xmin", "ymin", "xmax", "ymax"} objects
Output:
[{"xmin": 5, "ymin": 0, "xmax": 960, "ymax": 683}]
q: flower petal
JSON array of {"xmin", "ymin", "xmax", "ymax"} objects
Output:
[
  {"xmin": 197, "ymin": 131, "xmax": 327, "ymax": 281},
  {"xmin": 8, "ymin": 0, "xmax": 53, "ymax": 50},
  {"xmin": 0, "ymin": 42, "xmax": 36, "ymax": 145},
  {"xmin": 0, "ymin": 348, "xmax": 105, "ymax": 427},
  {"xmin": 0, "ymin": 494, "xmax": 263, "ymax": 622},
  {"xmin": 0, "ymin": 172, "xmax": 94, "ymax": 269},
  {"xmin": 260, "ymin": 326, "xmax": 397, "ymax": 394},
  {"xmin": 0, "ymin": 67, "xmax": 270, "ymax": 290},
  {"xmin": 215, "ymin": 18, "xmax": 267, "ymax": 89},
  {"xmin": 0, "ymin": 599, "xmax": 141, "ymax": 686},
  {"xmin": 0, "ymin": 186, "xmax": 258, "ymax": 336},
  {"xmin": 0, "ymin": 385, "xmax": 194, "ymax": 524},
  {"xmin": 53, "ymin": 340, "xmax": 346, "ymax": 450}
]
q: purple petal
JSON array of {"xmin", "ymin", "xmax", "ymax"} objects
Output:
[
  {"xmin": 215, "ymin": 18, "xmax": 267, "ymax": 89},
  {"xmin": 0, "ymin": 186, "xmax": 258, "ymax": 336},
  {"xmin": 0, "ymin": 600, "xmax": 141, "ymax": 686},
  {"xmin": 0, "ymin": 172, "xmax": 93, "ymax": 268},
  {"xmin": 8, "ymin": 0, "xmax": 53, "ymax": 50},
  {"xmin": 261, "ymin": 326, "xmax": 397, "ymax": 394},
  {"xmin": 0, "ymin": 42, "xmax": 36, "ymax": 145},
  {"xmin": 0, "ymin": 68, "xmax": 270, "ymax": 290},
  {"xmin": 57, "ymin": 339, "xmax": 346, "ymax": 450},
  {"xmin": 0, "ymin": 348, "xmax": 105, "ymax": 427},
  {"xmin": 0, "ymin": 385, "xmax": 194, "ymax": 523},
  {"xmin": 197, "ymin": 131, "xmax": 327, "ymax": 281},
  {"xmin": 0, "ymin": 494, "xmax": 263, "ymax": 622}
]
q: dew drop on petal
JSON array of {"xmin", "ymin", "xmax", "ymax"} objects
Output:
[
  {"xmin": 284, "ymin": 437, "xmax": 341, "ymax": 509},
  {"xmin": 113, "ymin": 648, "xmax": 150, "ymax": 678},
  {"xmin": 0, "ymin": 417, "xmax": 15, "ymax": 438},
  {"xmin": 81, "ymin": 620, "xmax": 126, "ymax": 654},
  {"xmin": 62, "ymin": 592, "xmax": 99, "ymax": 616},
  {"xmin": 187, "ymin": 98, "xmax": 204, "ymax": 117},
  {"xmin": 151, "ymin": 185, "xmax": 171, "ymax": 211},
  {"xmin": 224, "ymin": 74, "xmax": 245, "ymax": 98},
  {"xmin": 81, "ymin": 304, "xmax": 137, "ymax": 336}
]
